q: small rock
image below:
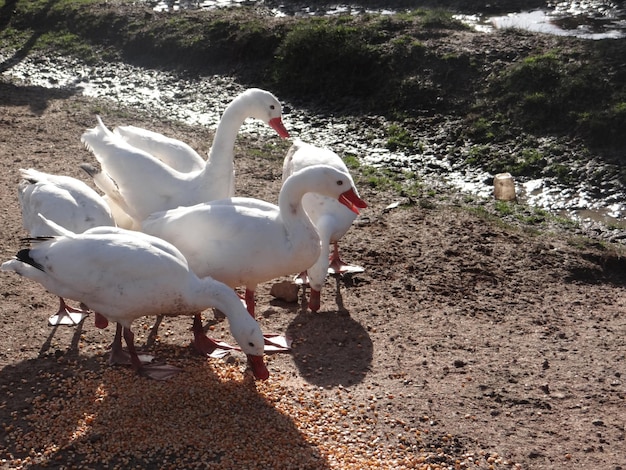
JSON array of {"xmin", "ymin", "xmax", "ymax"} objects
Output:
[{"xmin": 270, "ymin": 280, "xmax": 300, "ymax": 302}]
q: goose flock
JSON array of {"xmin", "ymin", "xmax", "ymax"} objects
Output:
[{"xmin": 2, "ymin": 87, "xmax": 367, "ymax": 382}]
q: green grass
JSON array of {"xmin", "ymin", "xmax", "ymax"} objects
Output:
[
  {"xmin": 385, "ymin": 124, "xmax": 419, "ymax": 152},
  {"xmin": 273, "ymin": 17, "xmax": 387, "ymax": 104},
  {"xmin": 491, "ymin": 49, "xmax": 623, "ymax": 149},
  {"xmin": 359, "ymin": 165, "xmax": 423, "ymax": 200},
  {"xmin": 494, "ymin": 200, "xmax": 515, "ymax": 216},
  {"xmin": 342, "ymin": 154, "xmax": 361, "ymax": 170}
]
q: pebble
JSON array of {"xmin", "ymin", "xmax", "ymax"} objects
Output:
[{"xmin": 269, "ymin": 280, "xmax": 300, "ymax": 303}]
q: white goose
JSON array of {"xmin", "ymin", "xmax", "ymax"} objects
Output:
[
  {"xmin": 81, "ymin": 88, "xmax": 289, "ymax": 227},
  {"xmin": 282, "ymin": 140, "xmax": 366, "ymax": 312},
  {"xmin": 81, "ymin": 126, "xmax": 205, "ymax": 231},
  {"xmin": 142, "ymin": 165, "xmax": 367, "ymax": 317},
  {"xmin": 1, "ymin": 219, "xmax": 269, "ymax": 380},
  {"xmin": 17, "ymin": 168, "xmax": 115, "ymax": 325}
]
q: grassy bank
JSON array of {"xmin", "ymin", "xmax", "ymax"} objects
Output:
[{"xmin": 1, "ymin": 0, "xmax": 625, "ymax": 183}]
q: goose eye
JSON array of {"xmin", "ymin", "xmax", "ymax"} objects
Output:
[
  {"xmin": 248, "ymin": 342, "xmax": 255, "ymax": 347},
  {"xmin": 270, "ymin": 105, "xmax": 275, "ymax": 110},
  {"xmin": 337, "ymin": 180, "xmax": 344, "ymax": 186}
]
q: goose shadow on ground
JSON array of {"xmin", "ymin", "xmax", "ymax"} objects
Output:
[
  {"xmin": 282, "ymin": 276, "xmax": 373, "ymax": 388},
  {"xmin": 0, "ymin": 80, "xmax": 78, "ymax": 115}
]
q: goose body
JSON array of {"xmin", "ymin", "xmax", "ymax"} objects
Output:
[
  {"xmin": 1, "ymin": 225, "xmax": 268, "ymax": 380},
  {"xmin": 17, "ymin": 168, "xmax": 116, "ymax": 325},
  {"xmin": 142, "ymin": 165, "xmax": 367, "ymax": 316},
  {"xmin": 18, "ymin": 168, "xmax": 114, "ymax": 237},
  {"xmin": 114, "ymin": 125, "xmax": 205, "ymax": 173},
  {"xmin": 282, "ymin": 140, "xmax": 365, "ymax": 311},
  {"xmin": 81, "ymin": 88, "xmax": 289, "ymax": 227}
]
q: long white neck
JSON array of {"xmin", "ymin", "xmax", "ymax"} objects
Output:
[
  {"xmin": 278, "ymin": 175, "xmax": 320, "ymax": 244},
  {"xmin": 203, "ymin": 95, "xmax": 249, "ymax": 179},
  {"xmin": 186, "ymin": 276, "xmax": 262, "ymax": 355},
  {"xmin": 194, "ymin": 95, "xmax": 252, "ymax": 200},
  {"xmin": 187, "ymin": 276, "xmax": 246, "ymax": 319}
]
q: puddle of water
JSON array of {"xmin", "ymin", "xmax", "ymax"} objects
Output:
[
  {"xmin": 457, "ymin": 1, "xmax": 626, "ymax": 39},
  {"xmin": 1, "ymin": 52, "xmax": 624, "ymax": 231},
  {"xmin": 464, "ymin": 9, "xmax": 626, "ymax": 39},
  {"xmin": 521, "ymin": 177, "xmax": 626, "ymax": 228}
]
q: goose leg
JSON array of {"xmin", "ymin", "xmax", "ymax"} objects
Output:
[
  {"xmin": 146, "ymin": 314, "xmax": 164, "ymax": 347},
  {"xmin": 328, "ymin": 242, "xmax": 364, "ymax": 275},
  {"xmin": 108, "ymin": 323, "xmax": 154, "ymax": 366},
  {"xmin": 94, "ymin": 312, "xmax": 109, "ymax": 329},
  {"xmin": 122, "ymin": 326, "xmax": 142, "ymax": 372},
  {"xmin": 308, "ymin": 289, "xmax": 321, "ymax": 312},
  {"xmin": 243, "ymin": 288, "xmax": 291, "ymax": 352},
  {"xmin": 48, "ymin": 297, "xmax": 90, "ymax": 326},
  {"xmin": 122, "ymin": 325, "xmax": 181, "ymax": 380},
  {"xmin": 294, "ymin": 271, "xmax": 310, "ymax": 286},
  {"xmin": 109, "ymin": 323, "xmax": 128, "ymax": 365},
  {"xmin": 244, "ymin": 289, "xmax": 256, "ymax": 317}
]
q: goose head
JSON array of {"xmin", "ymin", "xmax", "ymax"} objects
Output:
[
  {"xmin": 286, "ymin": 165, "xmax": 367, "ymax": 215},
  {"xmin": 242, "ymin": 88, "xmax": 289, "ymax": 138},
  {"xmin": 229, "ymin": 311, "xmax": 269, "ymax": 380}
]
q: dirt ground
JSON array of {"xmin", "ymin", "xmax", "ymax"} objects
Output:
[{"xmin": 0, "ymin": 80, "xmax": 625, "ymax": 469}]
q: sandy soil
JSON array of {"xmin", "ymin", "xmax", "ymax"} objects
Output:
[{"xmin": 0, "ymin": 80, "xmax": 625, "ymax": 469}]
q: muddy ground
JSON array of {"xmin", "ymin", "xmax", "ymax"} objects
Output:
[{"xmin": 0, "ymin": 79, "xmax": 624, "ymax": 469}]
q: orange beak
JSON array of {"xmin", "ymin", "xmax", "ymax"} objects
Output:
[
  {"xmin": 269, "ymin": 117, "xmax": 289, "ymax": 138},
  {"xmin": 338, "ymin": 188, "xmax": 368, "ymax": 215},
  {"xmin": 247, "ymin": 354, "xmax": 269, "ymax": 380}
]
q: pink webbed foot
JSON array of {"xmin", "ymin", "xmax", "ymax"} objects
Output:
[
  {"xmin": 263, "ymin": 334, "xmax": 292, "ymax": 352},
  {"xmin": 48, "ymin": 297, "xmax": 90, "ymax": 326},
  {"xmin": 293, "ymin": 271, "xmax": 310, "ymax": 286},
  {"xmin": 328, "ymin": 243, "xmax": 364, "ymax": 275},
  {"xmin": 137, "ymin": 363, "xmax": 183, "ymax": 381},
  {"xmin": 191, "ymin": 314, "xmax": 238, "ymax": 358}
]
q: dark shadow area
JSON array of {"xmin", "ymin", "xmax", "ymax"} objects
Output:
[
  {"xmin": 0, "ymin": 0, "xmax": 59, "ymax": 74},
  {"xmin": 565, "ymin": 251, "xmax": 626, "ymax": 286},
  {"xmin": 286, "ymin": 303, "xmax": 373, "ymax": 387},
  {"xmin": 0, "ymin": 81, "xmax": 78, "ymax": 115},
  {"xmin": 0, "ymin": 34, "xmax": 41, "ymax": 74},
  {"xmin": 268, "ymin": 272, "xmax": 372, "ymax": 387},
  {"xmin": 0, "ymin": 0, "xmax": 17, "ymax": 29},
  {"xmin": 37, "ymin": 317, "xmax": 86, "ymax": 356}
]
